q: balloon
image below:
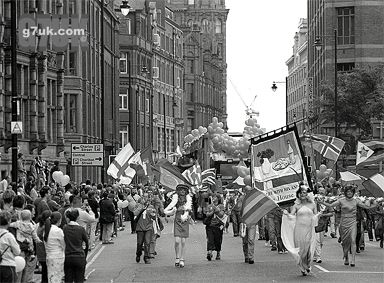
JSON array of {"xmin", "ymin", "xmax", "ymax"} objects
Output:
[
  {"xmin": 192, "ymin": 129, "xmax": 199, "ymax": 137},
  {"xmin": 212, "ymin": 117, "xmax": 218, "ymax": 123},
  {"xmin": 52, "ymin": 171, "xmax": 63, "ymax": 183},
  {"xmin": 60, "ymin": 175, "xmax": 70, "ymax": 186},
  {"xmin": 15, "ymin": 256, "xmax": 25, "ymax": 273},
  {"xmin": 319, "ymin": 164, "xmax": 327, "ymax": 172},
  {"xmin": 243, "ymin": 175, "xmax": 252, "ymax": 186},
  {"xmin": 237, "ymin": 166, "xmax": 248, "ymax": 178}
]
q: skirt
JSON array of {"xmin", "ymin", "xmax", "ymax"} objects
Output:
[{"xmin": 174, "ymin": 218, "xmax": 189, "ymax": 238}]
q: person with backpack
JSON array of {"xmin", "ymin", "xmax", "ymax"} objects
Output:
[{"xmin": 0, "ymin": 210, "xmax": 21, "ymax": 283}]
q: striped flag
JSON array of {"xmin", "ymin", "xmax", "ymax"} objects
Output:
[
  {"xmin": 107, "ymin": 143, "xmax": 136, "ymax": 183},
  {"xmin": 202, "ymin": 168, "xmax": 216, "ymax": 185},
  {"xmin": 362, "ymin": 172, "xmax": 384, "ymax": 197},
  {"xmin": 182, "ymin": 163, "xmax": 202, "ymax": 187},
  {"xmin": 356, "ymin": 140, "xmax": 384, "ymax": 166},
  {"xmin": 241, "ymin": 188, "xmax": 279, "ymax": 226},
  {"xmin": 304, "ymin": 134, "xmax": 345, "ymax": 161},
  {"xmin": 156, "ymin": 159, "xmax": 191, "ymax": 190}
]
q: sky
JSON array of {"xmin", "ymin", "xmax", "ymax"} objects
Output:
[{"xmin": 225, "ymin": 0, "xmax": 307, "ymax": 133}]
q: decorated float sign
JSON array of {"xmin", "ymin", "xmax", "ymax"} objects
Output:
[{"xmin": 250, "ymin": 127, "xmax": 312, "ymax": 204}]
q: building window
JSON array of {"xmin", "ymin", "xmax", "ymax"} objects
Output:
[
  {"xmin": 337, "ymin": 7, "xmax": 354, "ymax": 45},
  {"xmin": 145, "ymin": 98, "xmax": 149, "ymax": 113},
  {"xmin": 64, "ymin": 94, "xmax": 77, "ymax": 133},
  {"xmin": 120, "ymin": 52, "xmax": 128, "ymax": 74},
  {"xmin": 119, "ymin": 90, "xmax": 128, "ymax": 110},
  {"xmin": 201, "ymin": 19, "xmax": 210, "ymax": 33},
  {"xmin": 215, "ymin": 18, "xmax": 222, "ymax": 33},
  {"xmin": 337, "ymin": 62, "xmax": 355, "ymax": 72},
  {"xmin": 120, "ymin": 125, "xmax": 129, "ymax": 147},
  {"xmin": 68, "ymin": 51, "xmax": 77, "ymax": 75},
  {"xmin": 186, "ymin": 83, "xmax": 194, "ymax": 102}
]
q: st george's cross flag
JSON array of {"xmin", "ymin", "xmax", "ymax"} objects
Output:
[
  {"xmin": 356, "ymin": 141, "xmax": 374, "ymax": 165},
  {"xmin": 241, "ymin": 188, "xmax": 279, "ymax": 226},
  {"xmin": 107, "ymin": 143, "xmax": 136, "ymax": 184},
  {"xmin": 305, "ymin": 134, "xmax": 345, "ymax": 161}
]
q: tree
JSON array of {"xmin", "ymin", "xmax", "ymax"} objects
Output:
[{"xmin": 318, "ymin": 65, "xmax": 384, "ymax": 136}]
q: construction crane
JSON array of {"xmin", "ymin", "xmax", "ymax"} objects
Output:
[{"xmin": 229, "ymin": 78, "xmax": 260, "ymax": 119}]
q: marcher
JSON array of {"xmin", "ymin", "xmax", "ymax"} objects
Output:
[
  {"xmin": 164, "ymin": 184, "xmax": 192, "ymax": 268},
  {"xmin": 204, "ymin": 195, "xmax": 227, "ymax": 261},
  {"xmin": 127, "ymin": 187, "xmax": 141, "ymax": 234},
  {"xmin": 282, "ymin": 185, "xmax": 318, "ymax": 276},
  {"xmin": 318, "ymin": 185, "xmax": 377, "ymax": 267},
  {"xmin": 99, "ymin": 192, "xmax": 116, "ymax": 244}
]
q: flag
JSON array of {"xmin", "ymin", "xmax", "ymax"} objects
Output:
[
  {"xmin": 362, "ymin": 172, "xmax": 384, "ymax": 197},
  {"xmin": 356, "ymin": 140, "xmax": 384, "ymax": 166},
  {"xmin": 202, "ymin": 168, "xmax": 216, "ymax": 185},
  {"xmin": 339, "ymin": 171, "xmax": 364, "ymax": 182},
  {"xmin": 107, "ymin": 143, "xmax": 136, "ymax": 181},
  {"xmin": 129, "ymin": 151, "xmax": 147, "ymax": 176},
  {"xmin": 241, "ymin": 188, "xmax": 279, "ymax": 226},
  {"xmin": 156, "ymin": 159, "xmax": 191, "ymax": 190},
  {"xmin": 140, "ymin": 146, "xmax": 153, "ymax": 165},
  {"xmin": 182, "ymin": 163, "xmax": 202, "ymax": 187},
  {"xmin": 305, "ymin": 134, "xmax": 345, "ymax": 161}
]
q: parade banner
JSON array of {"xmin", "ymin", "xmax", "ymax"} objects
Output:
[{"xmin": 251, "ymin": 126, "xmax": 312, "ymax": 204}]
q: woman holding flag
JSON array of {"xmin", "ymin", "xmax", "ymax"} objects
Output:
[{"xmin": 164, "ymin": 184, "xmax": 192, "ymax": 268}]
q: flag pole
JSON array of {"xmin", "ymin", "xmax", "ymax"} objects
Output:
[{"xmin": 308, "ymin": 131, "xmax": 318, "ymax": 183}]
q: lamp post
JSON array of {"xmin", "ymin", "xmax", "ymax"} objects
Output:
[
  {"xmin": 271, "ymin": 77, "xmax": 288, "ymax": 124},
  {"xmin": 11, "ymin": 0, "xmax": 18, "ymax": 190},
  {"xmin": 314, "ymin": 29, "xmax": 338, "ymax": 138},
  {"xmin": 314, "ymin": 29, "xmax": 338, "ymax": 176}
]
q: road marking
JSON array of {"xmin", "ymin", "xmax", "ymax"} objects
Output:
[
  {"xmin": 86, "ymin": 246, "xmax": 105, "ymax": 270},
  {"xmin": 85, "ymin": 268, "xmax": 95, "ymax": 280},
  {"xmin": 314, "ymin": 265, "xmax": 330, "ymax": 272},
  {"xmin": 327, "ymin": 271, "xmax": 384, "ymax": 274}
]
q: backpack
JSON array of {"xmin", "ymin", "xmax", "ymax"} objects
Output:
[{"xmin": 0, "ymin": 232, "xmax": 10, "ymax": 263}]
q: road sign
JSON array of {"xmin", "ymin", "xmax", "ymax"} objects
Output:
[
  {"xmin": 11, "ymin": 121, "xmax": 23, "ymax": 134},
  {"xmin": 71, "ymin": 143, "xmax": 103, "ymax": 166}
]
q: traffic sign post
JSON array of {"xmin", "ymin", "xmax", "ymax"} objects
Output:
[
  {"xmin": 71, "ymin": 143, "xmax": 104, "ymax": 166},
  {"xmin": 11, "ymin": 121, "xmax": 23, "ymax": 134}
]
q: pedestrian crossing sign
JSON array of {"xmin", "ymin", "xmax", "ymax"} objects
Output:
[{"xmin": 11, "ymin": 121, "xmax": 23, "ymax": 134}]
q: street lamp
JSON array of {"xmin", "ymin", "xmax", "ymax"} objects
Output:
[
  {"xmin": 271, "ymin": 78, "xmax": 288, "ymax": 124},
  {"xmin": 314, "ymin": 29, "xmax": 338, "ymax": 138},
  {"xmin": 120, "ymin": 1, "xmax": 131, "ymax": 16}
]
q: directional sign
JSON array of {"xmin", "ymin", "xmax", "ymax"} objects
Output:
[{"xmin": 71, "ymin": 143, "xmax": 103, "ymax": 166}]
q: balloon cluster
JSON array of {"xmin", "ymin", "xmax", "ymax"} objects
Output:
[
  {"xmin": 183, "ymin": 126, "xmax": 208, "ymax": 148},
  {"xmin": 52, "ymin": 171, "xmax": 71, "ymax": 186},
  {"xmin": 316, "ymin": 164, "xmax": 333, "ymax": 181},
  {"xmin": 207, "ymin": 117, "xmax": 264, "ymax": 159}
]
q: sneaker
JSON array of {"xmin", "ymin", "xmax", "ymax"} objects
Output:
[
  {"xmin": 206, "ymin": 252, "xmax": 212, "ymax": 261},
  {"xmin": 316, "ymin": 259, "xmax": 322, "ymax": 263},
  {"xmin": 216, "ymin": 252, "xmax": 221, "ymax": 260},
  {"xmin": 144, "ymin": 259, "xmax": 151, "ymax": 264},
  {"xmin": 278, "ymin": 250, "xmax": 283, "ymax": 254},
  {"xmin": 271, "ymin": 247, "xmax": 277, "ymax": 251},
  {"xmin": 136, "ymin": 255, "xmax": 140, "ymax": 263},
  {"xmin": 264, "ymin": 242, "xmax": 269, "ymax": 247},
  {"xmin": 248, "ymin": 259, "xmax": 254, "ymax": 264},
  {"xmin": 245, "ymin": 258, "xmax": 249, "ymax": 263},
  {"xmin": 284, "ymin": 250, "xmax": 288, "ymax": 254}
]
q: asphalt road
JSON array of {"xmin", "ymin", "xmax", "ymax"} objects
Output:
[{"xmin": 82, "ymin": 218, "xmax": 384, "ymax": 283}]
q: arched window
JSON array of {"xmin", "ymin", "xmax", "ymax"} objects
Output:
[
  {"xmin": 201, "ymin": 19, "xmax": 210, "ymax": 33},
  {"xmin": 215, "ymin": 18, "xmax": 222, "ymax": 33}
]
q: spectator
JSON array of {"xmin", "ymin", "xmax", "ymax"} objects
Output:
[
  {"xmin": 99, "ymin": 192, "xmax": 116, "ymax": 244},
  {"xmin": 34, "ymin": 186, "xmax": 51, "ymax": 222},
  {"xmin": 17, "ymin": 153, "xmax": 27, "ymax": 186},
  {"xmin": 0, "ymin": 211, "xmax": 21, "ymax": 283},
  {"xmin": 44, "ymin": 211, "xmax": 65, "ymax": 283},
  {"xmin": 63, "ymin": 208, "xmax": 88, "ymax": 283}
]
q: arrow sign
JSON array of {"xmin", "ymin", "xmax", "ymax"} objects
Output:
[{"xmin": 71, "ymin": 144, "xmax": 104, "ymax": 166}]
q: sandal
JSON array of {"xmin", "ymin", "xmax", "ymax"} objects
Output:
[
  {"xmin": 179, "ymin": 259, "xmax": 185, "ymax": 268},
  {"xmin": 175, "ymin": 258, "xmax": 180, "ymax": 267}
]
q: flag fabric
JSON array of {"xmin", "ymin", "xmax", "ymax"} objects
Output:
[
  {"xmin": 129, "ymin": 151, "xmax": 147, "ymax": 176},
  {"xmin": 305, "ymin": 134, "xmax": 345, "ymax": 161},
  {"xmin": 241, "ymin": 188, "xmax": 279, "ymax": 226},
  {"xmin": 362, "ymin": 172, "xmax": 384, "ymax": 197},
  {"xmin": 201, "ymin": 168, "xmax": 216, "ymax": 185},
  {"xmin": 107, "ymin": 143, "xmax": 135, "ymax": 180},
  {"xmin": 156, "ymin": 159, "xmax": 191, "ymax": 190},
  {"xmin": 140, "ymin": 146, "xmax": 153, "ymax": 165},
  {"xmin": 339, "ymin": 171, "xmax": 364, "ymax": 182},
  {"xmin": 182, "ymin": 163, "xmax": 202, "ymax": 187},
  {"xmin": 356, "ymin": 140, "xmax": 384, "ymax": 166}
]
